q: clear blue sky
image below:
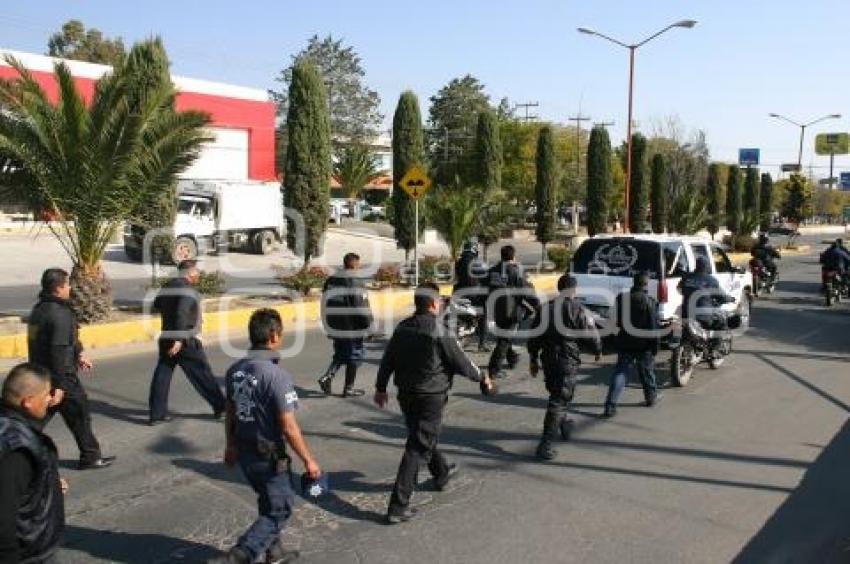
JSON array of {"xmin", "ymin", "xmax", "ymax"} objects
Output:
[{"xmin": 3, "ymin": 0, "xmax": 849, "ymax": 178}]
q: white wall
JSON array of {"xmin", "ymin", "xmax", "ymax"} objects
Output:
[{"xmin": 181, "ymin": 127, "xmax": 249, "ymax": 180}]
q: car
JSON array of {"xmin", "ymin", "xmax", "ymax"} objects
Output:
[{"xmin": 570, "ymin": 234, "xmax": 754, "ymax": 342}]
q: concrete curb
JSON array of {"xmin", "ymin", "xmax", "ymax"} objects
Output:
[
  {"xmin": 727, "ymin": 245, "xmax": 811, "ymax": 265},
  {"xmin": 0, "ymin": 274, "xmax": 561, "ymax": 360},
  {"xmin": 328, "ymin": 227, "xmax": 395, "ymax": 243}
]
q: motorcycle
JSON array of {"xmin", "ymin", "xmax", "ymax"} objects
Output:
[
  {"xmin": 749, "ymin": 258, "xmax": 777, "ymax": 296},
  {"xmin": 441, "ymin": 296, "xmax": 480, "ymax": 348},
  {"xmin": 668, "ymin": 295, "xmax": 740, "ymax": 387},
  {"xmin": 822, "ymin": 269, "xmax": 849, "ymax": 307}
]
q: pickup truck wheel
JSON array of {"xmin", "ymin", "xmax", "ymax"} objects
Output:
[
  {"xmin": 670, "ymin": 343, "xmax": 694, "ymax": 387},
  {"xmin": 172, "ymin": 237, "xmax": 197, "ymax": 262},
  {"xmin": 253, "ymin": 230, "xmax": 276, "ymax": 255},
  {"xmin": 124, "ymin": 247, "xmax": 142, "ymax": 262}
]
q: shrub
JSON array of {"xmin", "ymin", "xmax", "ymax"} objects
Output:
[
  {"xmin": 148, "ymin": 270, "xmax": 226, "ymax": 296},
  {"xmin": 721, "ymin": 234, "xmax": 755, "ymax": 253},
  {"xmin": 547, "ymin": 247, "xmax": 572, "ymax": 271},
  {"xmin": 401, "ymin": 255, "xmax": 453, "ymax": 284},
  {"xmin": 373, "ymin": 264, "xmax": 402, "ymax": 287},
  {"xmin": 274, "ymin": 266, "xmax": 329, "ymax": 296}
]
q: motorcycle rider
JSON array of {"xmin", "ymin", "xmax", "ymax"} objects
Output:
[
  {"xmin": 819, "ymin": 238, "xmax": 850, "ymax": 292},
  {"xmin": 453, "ymin": 240, "xmax": 490, "ymax": 351},
  {"xmin": 751, "ymin": 233, "xmax": 781, "ymax": 282},
  {"xmin": 678, "ymin": 257, "xmax": 733, "ymax": 322}
]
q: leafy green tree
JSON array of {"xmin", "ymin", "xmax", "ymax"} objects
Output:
[
  {"xmin": 391, "ymin": 91, "xmax": 424, "ymax": 259},
  {"xmin": 782, "ymin": 173, "xmax": 813, "ymax": 226},
  {"xmin": 726, "ymin": 165, "xmax": 742, "ymax": 236},
  {"xmin": 499, "ymin": 119, "xmax": 541, "ymax": 204},
  {"xmin": 0, "ymin": 40, "xmax": 210, "ymax": 322},
  {"xmin": 742, "ymin": 166, "xmax": 760, "ymax": 234},
  {"xmin": 628, "ymin": 133, "xmax": 649, "ymax": 233},
  {"xmin": 427, "ymin": 75, "xmax": 490, "ymax": 186},
  {"xmin": 650, "ymin": 153, "xmax": 667, "ymax": 233},
  {"xmin": 271, "ymin": 35, "xmax": 382, "ymax": 145},
  {"xmin": 472, "ymin": 191, "xmax": 519, "ymax": 261},
  {"xmin": 759, "ymin": 173, "xmax": 773, "ymax": 231},
  {"xmin": 47, "ymin": 19, "xmax": 126, "ymax": 66},
  {"xmin": 535, "ymin": 126, "xmax": 558, "ymax": 261},
  {"xmin": 283, "ymin": 61, "xmax": 331, "ymax": 266},
  {"xmin": 473, "ymin": 110, "xmax": 502, "ymax": 193},
  {"xmin": 333, "ymin": 142, "xmax": 381, "ymax": 217},
  {"xmin": 668, "ymin": 187, "xmax": 709, "ymax": 235},
  {"xmin": 427, "ymin": 183, "xmax": 485, "ymax": 261},
  {"xmin": 706, "ymin": 163, "xmax": 722, "ymax": 239},
  {"xmin": 586, "ymin": 125, "xmax": 612, "ymax": 236}
]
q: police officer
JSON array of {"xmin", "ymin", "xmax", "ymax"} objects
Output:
[
  {"xmin": 528, "ymin": 275, "xmax": 601, "ymax": 460},
  {"xmin": 211, "ymin": 309, "xmax": 319, "ymax": 564},
  {"xmin": 487, "ymin": 245, "xmax": 538, "ymax": 378},
  {"xmin": 148, "ymin": 260, "xmax": 226, "ymax": 425},
  {"xmin": 0, "ymin": 363, "xmax": 66, "ymax": 563},
  {"xmin": 678, "ymin": 257, "xmax": 731, "ymax": 321},
  {"xmin": 751, "ymin": 233, "xmax": 781, "ymax": 280},
  {"xmin": 453, "ymin": 240, "xmax": 489, "ymax": 351},
  {"xmin": 318, "ymin": 252, "xmax": 373, "ymax": 397},
  {"xmin": 602, "ymin": 272, "xmax": 662, "ymax": 418},
  {"xmin": 375, "ymin": 283, "xmax": 495, "ymax": 524},
  {"xmin": 820, "ymin": 239, "xmax": 850, "ymax": 275},
  {"xmin": 28, "ymin": 268, "xmax": 114, "ymax": 469}
]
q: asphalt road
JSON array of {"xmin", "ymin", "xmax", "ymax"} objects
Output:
[{"xmin": 10, "ymin": 247, "xmax": 850, "ymax": 564}]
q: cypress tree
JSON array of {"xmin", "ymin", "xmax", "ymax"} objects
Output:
[
  {"xmin": 534, "ymin": 125, "xmax": 558, "ymax": 261},
  {"xmin": 283, "ymin": 61, "xmax": 331, "ymax": 266},
  {"xmin": 706, "ymin": 163, "xmax": 722, "ymax": 240},
  {"xmin": 391, "ymin": 91, "xmax": 425, "ymax": 258},
  {"xmin": 586, "ymin": 125, "xmax": 612, "ymax": 236},
  {"xmin": 473, "ymin": 110, "xmax": 502, "ymax": 193},
  {"xmin": 628, "ymin": 133, "xmax": 649, "ymax": 233},
  {"xmin": 743, "ymin": 166, "xmax": 760, "ymax": 229},
  {"xmin": 759, "ymin": 172, "xmax": 773, "ymax": 232},
  {"xmin": 649, "ymin": 153, "xmax": 667, "ymax": 234},
  {"xmin": 726, "ymin": 165, "xmax": 742, "ymax": 236}
]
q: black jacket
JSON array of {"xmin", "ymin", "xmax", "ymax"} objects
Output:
[
  {"xmin": 751, "ymin": 243, "xmax": 780, "ymax": 266},
  {"xmin": 820, "ymin": 244, "xmax": 850, "ymax": 271},
  {"xmin": 528, "ymin": 297, "xmax": 602, "ymax": 366},
  {"xmin": 453, "ymin": 252, "xmax": 488, "ymax": 298},
  {"xmin": 27, "ymin": 294, "xmax": 82, "ymax": 385},
  {"xmin": 0, "ymin": 406, "xmax": 64, "ymax": 564},
  {"xmin": 487, "ymin": 261, "xmax": 538, "ymax": 328},
  {"xmin": 613, "ymin": 288, "xmax": 660, "ymax": 354},
  {"xmin": 678, "ymin": 272, "xmax": 727, "ymax": 319},
  {"xmin": 321, "ymin": 271, "xmax": 373, "ymax": 336},
  {"xmin": 376, "ymin": 313, "xmax": 482, "ymax": 395},
  {"xmin": 153, "ymin": 277, "xmax": 201, "ymax": 348}
]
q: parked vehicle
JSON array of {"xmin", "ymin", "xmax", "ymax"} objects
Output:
[
  {"xmin": 124, "ymin": 179, "xmax": 284, "ymax": 262},
  {"xmin": 668, "ymin": 294, "xmax": 741, "ymax": 386},
  {"xmin": 571, "ymin": 235, "xmax": 753, "ymax": 343}
]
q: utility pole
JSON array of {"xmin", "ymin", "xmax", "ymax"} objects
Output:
[
  {"xmin": 568, "ymin": 113, "xmax": 592, "ymax": 191},
  {"xmin": 594, "ymin": 120, "xmax": 615, "ymax": 128},
  {"xmin": 514, "ymin": 101, "xmax": 540, "ymax": 123}
]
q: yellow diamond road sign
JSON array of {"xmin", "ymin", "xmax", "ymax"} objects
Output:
[{"xmin": 399, "ymin": 166, "xmax": 432, "ymax": 200}]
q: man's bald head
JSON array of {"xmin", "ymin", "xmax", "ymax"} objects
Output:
[{"xmin": 2, "ymin": 363, "xmax": 53, "ymax": 418}]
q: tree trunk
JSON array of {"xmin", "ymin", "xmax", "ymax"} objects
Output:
[{"xmin": 69, "ymin": 264, "xmax": 113, "ymax": 324}]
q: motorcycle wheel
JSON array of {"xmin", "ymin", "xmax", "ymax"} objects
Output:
[
  {"xmin": 826, "ymin": 283, "xmax": 834, "ymax": 307},
  {"xmin": 670, "ymin": 343, "xmax": 695, "ymax": 387},
  {"xmin": 709, "ymin": 338, "xmax": 731, "ymax": 369}
]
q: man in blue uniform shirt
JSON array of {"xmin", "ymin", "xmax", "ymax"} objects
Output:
[{"xmin": 210, "ymin": 309, "xmax": 320, "ymax": 564}]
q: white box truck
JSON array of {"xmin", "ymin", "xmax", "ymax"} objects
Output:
[{"xmin": 124, "ymin": 179, "xmax": 284, "ymax": 262}]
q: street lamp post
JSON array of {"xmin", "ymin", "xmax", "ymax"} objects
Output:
[
  {"xmin": 768, "ymin": 112, "xmax": 842, "ymax": 169},
  {"xmin": 578, "ymin": 20, "xmax": 697, "ymax": 233}
]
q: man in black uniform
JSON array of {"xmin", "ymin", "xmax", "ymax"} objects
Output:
[
  {"xmin": 0, "ymin": 363, "xmax": 66, "ymax": 563},
  {"xmin": 318, "ymin": 253, "xmax": 373, "ymax": 397},
  {"xmin": 148, "ymin": 260, "xmax": 226, "ymax": 425},
  {"xmin": 453, "ymin": 240, "xmax": 489, "ymax": 351},
  {"xmin": 375, "ymin": 283, "xmax": 495, "ymax": 524},
  {"xmin": 487, "ymin": 245, "xmax": 538, "ymax": 378},
  {"xmin": 28, "ymin": 268, "xmax": 114, "ymax": 469},
  {"xmin": 751, "ymin": 233, "xmax": 781, "ymax": 280},
  {"xmin": 528, "ymin": 275, "xmax": 601, "ymax": 460},
  {"xmin": 602, "ymin": 272, "xmax": 662, "ymax": 418},
  {"xmin": 678, "ymin": 257, "xmax": 731, "ymax": 321}
]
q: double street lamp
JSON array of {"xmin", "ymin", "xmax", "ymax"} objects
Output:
[
  {"xmin": 578, "ymin": 19, "xmax": 697, "ymax": 232},
  {"xmin": 768, "ymin": 112, "xmax": 842, "ymax": 169}
]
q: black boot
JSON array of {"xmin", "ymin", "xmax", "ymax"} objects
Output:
[
  {"xmin": 536, "ymin": 440, "xmax": 555, "ymax": 460},
  {"xmin": 538, "ymin": 411, "xmax": 559, "ymax": 460},
  {"xmin": 318, "ymin": 361, "xmax": 339, "ymax": 395},
  {"xmin": 342, "ymin": 364, "xmax": 364, "ymax": 397}
]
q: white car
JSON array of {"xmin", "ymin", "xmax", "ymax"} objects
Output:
[{"xmin": 570, "ymin": 234, "xmax": 753, "ymax": 328}]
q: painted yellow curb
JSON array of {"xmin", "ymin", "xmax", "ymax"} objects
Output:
[{"xmin": 0, "ymin": 273, "xmax": 562, "ymax": 359}]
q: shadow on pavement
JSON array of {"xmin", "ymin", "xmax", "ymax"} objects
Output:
[
  {"xmin": 63, "ymin": 525, "xmax": 217, "ymax": 563},
  {"xmin": 733, "ymin": 419, "xmax": 850, "ymax": 563}
]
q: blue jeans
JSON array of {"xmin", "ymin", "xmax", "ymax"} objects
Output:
[
  {"xmin": 605, "ymin": 351, "xmax": 658, "ymax": 407},
  {"xmin": 236, "ymin": 450, "xmax": 295, "ymax": 560}
]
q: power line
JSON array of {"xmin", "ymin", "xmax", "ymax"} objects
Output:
[{"xmin": 514, "ymin": 101, "xmax": 539, "ymax": 123}]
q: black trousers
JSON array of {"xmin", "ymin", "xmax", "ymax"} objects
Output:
[
  {"xmin": 488, "ymin": 323, "xmax": 519, "ymax": 373},
  {"xmin": 148, "ymin": 339, "xmax": 226, "ymax": 420},
  {"xmin": 48, "ymin": 373, "xmax": 102, "ymax": 464},
  {"xmin": 388, "ymin": 392, "xmax": 450, "ymax": 513},
  {"xmin": 541, "ymin": 355, "xmax": 578, "ymax": 443}
]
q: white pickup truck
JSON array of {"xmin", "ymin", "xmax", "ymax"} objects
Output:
[{"xmin": 570, "ymin": 234, "xmax": 753, "ymax": 336}]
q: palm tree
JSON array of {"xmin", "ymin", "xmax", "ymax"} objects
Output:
[
  {"xmin": 333, "ymin": 142, "xmax": 381, "ymax": 220},
  {"xmin": 667, "ymin": 186, "xmax": 709, "ymax": 235},
  {"xmin": 428, "ymin": 182, "xmax": 494, "ymax": 262},
  {"xmin": 0, "ymin": 39, "xmax": 211, "ymax": 322}
]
